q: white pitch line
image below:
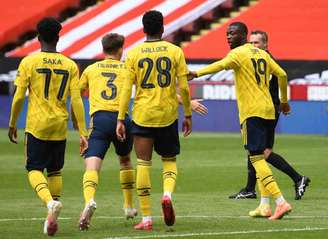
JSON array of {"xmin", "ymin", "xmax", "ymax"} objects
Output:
[
  {"xmin": 103, "ymin": 227, "xmax": 328, "ymax": 239},
  {"xmin": 1, "ymin": 215, "xmax": 328, "ymax": 222}
]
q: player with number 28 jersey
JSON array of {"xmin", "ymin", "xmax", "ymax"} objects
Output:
[
  {"xmin": 117, "ymin": 10, "xmax": 192, "ymax": 230},
  {"xmin": 119, "ymin": 40, "xmax": 192, "ymax": 127}
]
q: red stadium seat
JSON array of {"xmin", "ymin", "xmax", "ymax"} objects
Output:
[
  {"xmin": 0, "ymin": 0, "xmax": 80, "ymax": 49},
  {"xmin": 183, "ymin": 0, "xmax": 328, "ymax": 60}
]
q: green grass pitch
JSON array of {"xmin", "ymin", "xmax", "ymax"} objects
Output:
[{"xmin": 0, "ymin": 129, "xmax": 327, "ymax": 239}]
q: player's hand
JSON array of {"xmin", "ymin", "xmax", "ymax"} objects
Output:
[
  {"xmin": 280, "ymin": 102, "xmax": 291, "ymax": 115},
  {"xmin": 80, "ymin": 135, "xmax": 88, "ymax": 156},
  {"xmin": 116, "ymin": 120, "xmax": 126, "ymax": 142},
  {"xmin": 191, "ymin": 99, "xmax": 208, "ymax": 116},
  {"xmin": 187, "ymin": 71, "xmax": 197, "ymax": 81},
  {"xmin": 8, "ymin": 127, "xmax": 18, "ymax": 144},
  {"xmin": 182, "ymin": 116, "xmax": 192, "ymax": 137}
]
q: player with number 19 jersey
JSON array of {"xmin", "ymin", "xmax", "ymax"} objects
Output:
[
  {"xmin": 80, "ymin": 59, "xmax": 127, "ymax": 116},
  {"xmin": 14, "ymin": 52, "xmax": 84, "ymax": 140},
  {"xmin": 119, "ymin": 40, "xmax": 192, "ymax": 127},
  {"xmin": 197, "ymin": 43, "xmax": 287, "ymax": 124}
]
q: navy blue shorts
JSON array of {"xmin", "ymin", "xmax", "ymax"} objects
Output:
[
  {"xmin": 25, "ymin": 133, "xmax": 66, "ymax": 172},
  {"xmin": 84, "ymin": 111, "xmax": 133, "ymax": 159},
  {"xmin": 241, "ymin": 117, "xmax": 277, "ymax": 152},
  {"xmin": 131, "ymin": 120, "xmax": 180, "ymax": 157}
]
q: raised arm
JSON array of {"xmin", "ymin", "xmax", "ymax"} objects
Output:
[
  {"xmin": 196, "ymin": 52, "xmax": 239, "ymax": 77},
  {"xmin": 177, "ymin": 94, "xmax": 208, "ymax": 116}
]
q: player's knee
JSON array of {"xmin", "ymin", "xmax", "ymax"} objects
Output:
[
  {"xmin": 119, "ymin": 155, "xmax": 132, "ymax": 169},
  {"xmin": 85, "ymin": 156, "xmax": 102, "ymax": 171}
]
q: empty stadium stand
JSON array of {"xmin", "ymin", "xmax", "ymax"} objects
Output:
[
  {"xmin": 183, "ymin": 0, "xmax": 328, "ymax": 60},
  {"xmin": 0, "ymin": 0, "xmax": 88, "ymax": 53},
  {"xmin": 7, "ymin": 0, "xmax": 226, "ymax": 59}
]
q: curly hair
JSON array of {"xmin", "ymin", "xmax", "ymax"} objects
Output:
[
  {"xmin": 229, "ymin": 22, "xmax": 248, "ymax": 36},
  {"xmin": 142, "ymin": 10, "xmax": 163, "ymax": 36},
  {"xmin": 37, "ymin": 17, "xmax": 62, "ymax": 43}
]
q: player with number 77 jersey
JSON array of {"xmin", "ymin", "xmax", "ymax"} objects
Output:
[{"xmin": 8, "ymin": 17, "xmax": 88, "ymax": 236}]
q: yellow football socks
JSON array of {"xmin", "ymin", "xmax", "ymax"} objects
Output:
[
  {"xmin": 136, "ymin": 159, "xmax": 151, "ymax": 216},
  {"xmin": 47, "ymin": 171, "xmax": 62, "ymax": 201},
  {"xmin": 250, "ymin": 155, "xmax": 282, "ymax": 199},
  {"xmin": 28, "ymin": 170, "xmax": 53, "ymax": 205},
  {"xmin": 256, "ymin": 176, "xmax": 270, "ymax": 198},
  {"xmin": 83, "ymin": 170, "xmax": 98, "ymax": 205},
  {"xmin": 120, "ymin": 168, "xmax": 135, "ymax": 209},
  {"xmin": 162, "ymin": 157, "xmax": 177, "ymax": 193}
]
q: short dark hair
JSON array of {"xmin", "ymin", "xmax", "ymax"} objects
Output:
[
  {"xmin": 229, "ymin": 22, "xmax": 248, "ymax": 36},
  {"xmin": 102, "ymin": 33, "xmax": 125, "ymax": 54},
  {"xmin": 142, "ymin": 10, "xmax": 163, "ymax": 36},
  {"xmin": 37, "ymin": 17, "xmax": 62, "ymax": 43},
  {"xmin": 251, "ymin": 30, "xmax": 268, "ymax": 43}
]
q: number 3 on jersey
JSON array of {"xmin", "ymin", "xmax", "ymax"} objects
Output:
[
  {"xmin": 138, "ymin": 57, "xmax": 172, "ymax": 89},
  {"xmin": 101, "ymin": 72, "xmax": 117, "ymax": 100}
]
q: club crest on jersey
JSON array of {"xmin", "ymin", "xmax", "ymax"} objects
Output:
[{"xmin": 43, "ymin": 58, "xmax": 62, "ymax": 65}]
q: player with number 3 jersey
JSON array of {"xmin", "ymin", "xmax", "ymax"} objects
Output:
[{"xmin": 78, "ymin": 33, "xmax": 137, "ymax": 231}]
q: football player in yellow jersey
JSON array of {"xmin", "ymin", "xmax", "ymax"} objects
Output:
[
  {"xmin": 77, "ymin": 32, "xmax": 207, "ymax": 231},
  {"xmin": 229, "ymin": 30, "xmax": 310, "ymax": 200},
  {"xmin": 189, "ymin": 22, "xmax": 292, "ymax": 220},
  {"xmin": 78, "ymin": 33, "xmax": 137, "ymax": 231},
  {"xmin": 8, "ymin": 18, "xmax": 88, "ymax": 236},
  {"xmin": 116, "ymin": 10, "xmax": 192, "ymax": 230}
]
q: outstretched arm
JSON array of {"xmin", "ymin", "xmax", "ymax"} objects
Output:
[
  {"xmin": 177, "ymin": 94, "xmax": 208, "ymax": 116},
  {"xmin": 196, "ymin": 53, "xmax": 239, "ymax": 77}
]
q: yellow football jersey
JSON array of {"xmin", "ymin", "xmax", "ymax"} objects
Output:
[
  {"xmin": 118, "ymin": 40, "xmax": 192, "ymax": 127},
  {"xmin": 14, "ymin": 52, "xmax": 81, "ymax": 140},
  {"xmin": 80, "ymin": 58, "xmax": 128, "ymax": 116},
  {"xmin": 197, "ymin": 43, "xmax": 288, "ymax": 124}
]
